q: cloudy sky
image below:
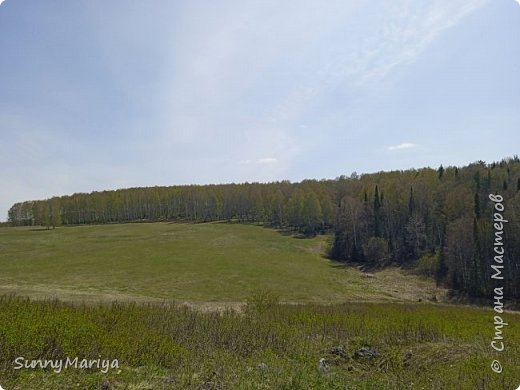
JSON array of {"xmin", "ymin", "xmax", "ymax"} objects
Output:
[{"xmin": 1, "ymin": 0, "xmax": 519, "ymax": 220}]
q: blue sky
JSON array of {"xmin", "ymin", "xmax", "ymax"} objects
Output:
[{"xmin": 1, "ymin": 0, "xmax": 519, "ymax": 220}]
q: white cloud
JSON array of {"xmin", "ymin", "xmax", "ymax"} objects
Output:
[
  {"xmin": 239, "ymin": 157, "xmax": 278, "ymax": 165},
  {"xmin": 387, "ymin": 142, "xmax": 417, "ymax": 151},
  {"xmin": 342, "ymin": 0, "xmax": 490, "ymax": 85},
  {"xmin": 151, "ymin": 0, "xmax": 488, "ymax": 182},
  {"xmin": 256, "ymin": 157, "xmax": 278, "ymax": 164},
  {"xmin": 514, "ymin": 0, "xmax": 520, "ymax": 6},
  {"xmin": 0, "ymin": 0, "xmax": 6, "ymax": 6}
]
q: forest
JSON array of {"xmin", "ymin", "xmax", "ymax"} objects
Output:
[{"xmin": 8, "ymin": 157, "xmax": 520, "ymax": 301}]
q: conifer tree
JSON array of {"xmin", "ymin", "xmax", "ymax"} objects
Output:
[
  {"xmin": 474, "ymin": 193, "xmax": 481, "ymax": 219},
  {"xmin": 373, "ymin": 185, "xmax": 381, "ymax": 237},
  {"xmin": 438, "ymin": 165, "xmax": 444, "ymax": 179}
]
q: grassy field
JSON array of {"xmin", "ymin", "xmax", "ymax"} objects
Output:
[
  {"xmin": 1, "ymin": 222, "xmax": 517, "ymax": 389},
  {"xmin": 0, "ymin": 222, "xmax": 442, "ymax": 305}
]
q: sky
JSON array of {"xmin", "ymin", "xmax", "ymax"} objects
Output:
[{"xmin": 0, "ymin": 0, "xmax": 519, "ymax": 221}]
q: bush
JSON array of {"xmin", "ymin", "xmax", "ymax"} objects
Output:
[{"xmin": 414, "ymin": 252, "xmax": 439, "ymax": 277}]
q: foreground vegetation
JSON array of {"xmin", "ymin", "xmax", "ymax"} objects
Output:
[
  {"xmin": 0, "ymin": 295, "xmax": 518, "ymax": 389},
  {"xmin": 1, "ymin": 212, "xmax": 517, "ymax": 388},
  {"xmin": 0, "ymin": 222, "xmax": 442, "ymax": 304}
]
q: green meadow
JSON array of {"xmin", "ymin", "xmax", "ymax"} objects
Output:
[
  {"xmin": 0, "ymin": 222, "xmax": 440, "ymax": 305},
  {"xmin": 0, "ymin": 222, "xmax": 518, "ymax": 389}
]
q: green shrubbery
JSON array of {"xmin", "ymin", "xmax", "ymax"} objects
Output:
[
  {"xmin": 414, "ymin": 251, "xmax": 440, "ymax": 277},
  {"xmin": 0, "ymin": 295, "xmax": 519, "ymax": 389}
]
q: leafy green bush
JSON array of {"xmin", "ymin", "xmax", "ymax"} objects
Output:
[{"xmin": 414, "ymin": 251, "xmax": 440, "ymax": 277}]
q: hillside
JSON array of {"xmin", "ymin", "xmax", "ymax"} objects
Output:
[{"xmin": 0, "ymin": 222, "xmax": 443, "ymax": 305}]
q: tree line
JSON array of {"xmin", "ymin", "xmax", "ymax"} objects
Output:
[
  {"xmin": 8, "ymin": 181, "xmax": 335, "ymax": 235},
  {"xmin": 8, "ymin": 157, "xmax": 520, "ymax": 300}
]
